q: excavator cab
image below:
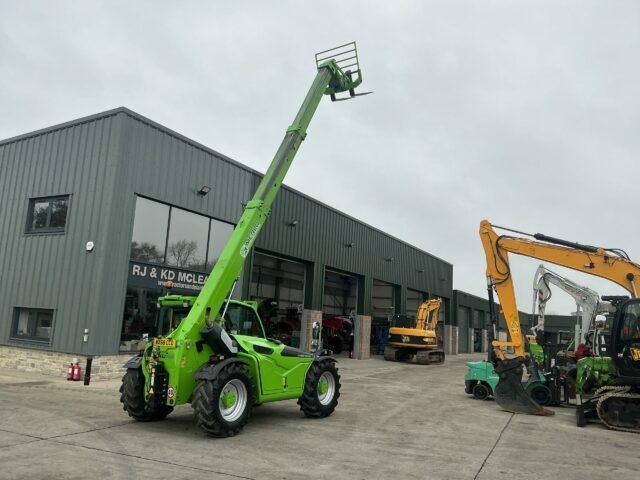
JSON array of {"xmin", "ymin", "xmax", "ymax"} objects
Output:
[{"xmin": 611, "ymin": 299, "xmax": 640, "ymax": 383}]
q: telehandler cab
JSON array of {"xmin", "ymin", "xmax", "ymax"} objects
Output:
[{"xmin": 120, "ymin": 43, "xmax": 369, "ymax": 437}]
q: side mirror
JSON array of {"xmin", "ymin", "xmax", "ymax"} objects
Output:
[{"xmin": 311, "ymin": 321, "xmax": 321, "ymax": 352}]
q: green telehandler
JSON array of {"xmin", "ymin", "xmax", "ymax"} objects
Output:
[{"xmin": 120, "ymin": 43, "xmax": 370, "ymax": 437}]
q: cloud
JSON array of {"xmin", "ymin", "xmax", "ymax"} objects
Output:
[{"xmin": 2, "ymin": 0, "xmax": 638, "ymax": 313}]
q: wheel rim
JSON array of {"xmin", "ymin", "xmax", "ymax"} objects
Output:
[
  {"xmin": 317, "ymin": 371, "xmax": 335, "ymax": 406},
  {"xmin": 219, "ymin": 379, "xmax": 248, "ymax": 422}
]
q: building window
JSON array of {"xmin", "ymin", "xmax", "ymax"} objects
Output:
[
  {"xmin": 123, "ymin": 196, "xmax": 236, "ymax": 350},
  {"xmin": 25, "ymin": 195, "xmax": 69, "ymax": 233},
  {"xmin": 11, "ymin": 308, "xmax": 54, "ymax": 344},
  {"xmin": 129, "ymin": 196, "xmax": 234, "ymax": 270}
]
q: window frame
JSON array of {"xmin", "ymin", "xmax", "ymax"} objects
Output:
[
  {"xmin": 10, "ymin": 307, "xmax": 55, "ymax": 345},
  {"xmin": 25, "ymin": 195, "xmax": 71, "ymax": 235}
]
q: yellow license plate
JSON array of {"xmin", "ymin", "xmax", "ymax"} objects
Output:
[
  {"xmin": 153, "ymin": 338, "xmax": 176, "ymax": 347},
  {"xmin": 631, "ymin": 348, "xmax": 640, "ymax": 361}
]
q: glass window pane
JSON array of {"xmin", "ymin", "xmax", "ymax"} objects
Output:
[
  {"xmin": 120, "ymin": 286, "xmax": 162, "ymax": 351},
  {"xmin": 15, "ymin": 310, "xmax": 31, "ymax": 336},
  {"xmin": 35, "ymin": 312, "xmax": 53, "ymax": 339},
  {"xmin": 166, "ymin": 207, "xmax": 208, "ymax": 271},
  {"xmin": 207, "ymin": 219, "xmax": 234, "ymax": 270},
  {"xmin": 130, "ymin": 197, "xmax": 169, "ymax": 264},
  {"xmin": 222, "ymin": 303, "xmax": 263, "ymax": 337},
  {"xmin": 49, "ymin": 198, "xmax": 68, "ymax": 228},
  {"xmin": 32, "ymin": 201, "xmax": 49, "ymax": 229}
]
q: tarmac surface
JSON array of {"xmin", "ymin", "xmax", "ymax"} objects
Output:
[{"xmin": 0, "ymin": 354, "xmax": 638, "ymax": 480}]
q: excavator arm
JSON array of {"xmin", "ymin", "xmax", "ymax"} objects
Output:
[
  {"xmin": 532, "ymin": 264, "xmax": 609, "ymax": 348},
  {"xmin": 479, "ymin": 219, "xmax": 640, "ymax": 415},
  {"xmin": 416, "ymin": 298, "xmax": 442, "ymax": 331}
]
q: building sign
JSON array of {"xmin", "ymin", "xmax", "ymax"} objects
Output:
[{"xmin": 128, "ymin": 261, "xmax": 208, "ymax": 293}]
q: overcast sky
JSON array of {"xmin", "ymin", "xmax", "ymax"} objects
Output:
[{"xmin": 2, "ymin": 1, "xmax": 639, "ymax": 315}]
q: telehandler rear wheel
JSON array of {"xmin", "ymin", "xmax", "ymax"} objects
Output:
[
  {"xmin": 192, "ymin": 363, "xmax": 254, "ymax": 437},
  {"xmin": 120, "ymin": 368, "xmax": 173, "ymax": 422},
  {"xmin": 298, "ymin": 359, "xmax": 341, "ymax": 418}
]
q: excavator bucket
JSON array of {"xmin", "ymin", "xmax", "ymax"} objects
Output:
[{"xmin": 494, "ymin": 358, "xmax": 554, "ymax": 416}]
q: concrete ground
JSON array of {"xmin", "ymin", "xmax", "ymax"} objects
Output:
[{"xmin": 0, "ymin": 354, "xmax": 638, "ymax": 480}]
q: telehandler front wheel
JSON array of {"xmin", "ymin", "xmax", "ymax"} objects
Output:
[
  {"xmin": 192, "ymin": 363, "xmax": 254, "ymax": 437},
  {"xmin": 120, "ymin": 368, "xmax": 173, "ymax": 422},
  {"xmin": 298, "ymin": 359, "xmax": 341, "ymax": 418}
]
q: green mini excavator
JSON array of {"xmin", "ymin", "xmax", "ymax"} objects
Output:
[{"xmin": 120, "ymin": 43, "xmax": 370, "ymax": 437}]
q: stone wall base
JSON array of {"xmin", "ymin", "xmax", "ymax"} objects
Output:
[
  {"xmin": 0, "ymin": 345, "xmax": 130, "ymax": 381},
  {"xmin": 300, "ymin": 309, "xmax": 323, "ymax": 352},
  {"xmin": 444, "ymin": 325, "xmax": 459, "ymax": 355},
  {"xmin": 354, "ymin": 315, "xmax": 371, "ymax": 360}
]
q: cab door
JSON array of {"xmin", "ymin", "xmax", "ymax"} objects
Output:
[{"xmin": 611, "ymin": 299, "xmax": 640, "ymax": 381}]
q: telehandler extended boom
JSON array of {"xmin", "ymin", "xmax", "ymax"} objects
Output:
[{"xmin": 120, "ymin": 43, "xmax": 369, "ymax": 437}]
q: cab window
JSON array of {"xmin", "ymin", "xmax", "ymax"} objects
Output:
[
  {"xmin": 221, "ymin": 303, "xmax": 264, "ymax": 337},
  {"xmin": 621, "ymin": 304, "xmax": 640, "ymax": 341}
]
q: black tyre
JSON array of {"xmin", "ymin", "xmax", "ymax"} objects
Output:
[
  {"xmin": 465, "ymin": 380, "xmax": 476, "ymax": 395},
  {"xmin": 529, "ymin": 385, "xmax": 552, "ymax": 406},
  {"xmin": 298, "ymin": 359, "xmax": 341, "ymax": 418},
  {"xmin": 472, "ymin": 382, "xmax": 490, "ymax": 401},
  {"xmin": 120, "ymin": 368, "xmax": 173, "ymax": 422},
  {"xmin": 192, "ymin": 362, "xmax": 254, "ymax": 437}
]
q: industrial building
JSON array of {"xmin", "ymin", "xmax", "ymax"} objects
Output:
[{"xmin": 0, "ymin": 108, "xmax": 454, "ymax": 376}]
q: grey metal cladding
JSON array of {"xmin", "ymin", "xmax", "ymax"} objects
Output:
[
  {"xmin": 0, "ymin": 107, "xmax": 453, "ymax": 355},
  {"xmin": 0, "ymin": 112, "xmax": 123, "ymax": 355}
]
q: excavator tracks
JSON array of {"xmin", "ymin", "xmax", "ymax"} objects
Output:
[
  {"xmin": 383, "ymin": 346, "xmax": 445, "ymax": 365},
  {"xmin": 596, "ymin": 386, "xmax": 640, "ymax": 434}
]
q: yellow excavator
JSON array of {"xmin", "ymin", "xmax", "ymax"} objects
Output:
[
  {"xmin": 384, "ymin": 298, "xmax": 445, "ymax": 364},
  {"xmin": 480, "ymin": 220, "xmax": 640, "ymax": 432}
]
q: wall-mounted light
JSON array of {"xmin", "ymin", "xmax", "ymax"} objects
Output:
[
  {"xmin": 385, "ymin": 257, "xmax": 394, "ymax": 262},
  {"xmin": 345, "ymin": 242, "xmax": 356, "ymax": 248},
  {"xmin": 287, "ymin": 220, "xmax": 299, "ymax": 227},
  {"xmin": 416, "ymin": 268, "xmax": 425, "ymax": 273},
  {"xmin": 197, "ymin": 185, "xmax": 211, "ymax": 196}
]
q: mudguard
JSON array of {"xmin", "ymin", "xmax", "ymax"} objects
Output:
[
  {"xmin": 314, "ymin": 356, "xmax": 337, "ymax": 364},
  {"xmin": 194, "ymin": 357, "xmax": 249, "ymax": 380},
  {"xmin": 123, "ymin": 355, "xmax": 142, "ymax": 369}
]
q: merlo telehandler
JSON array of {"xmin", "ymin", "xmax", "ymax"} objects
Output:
[{"xmin": 120, "ymin": 43, "xmax": 370, "ymax": 437}]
